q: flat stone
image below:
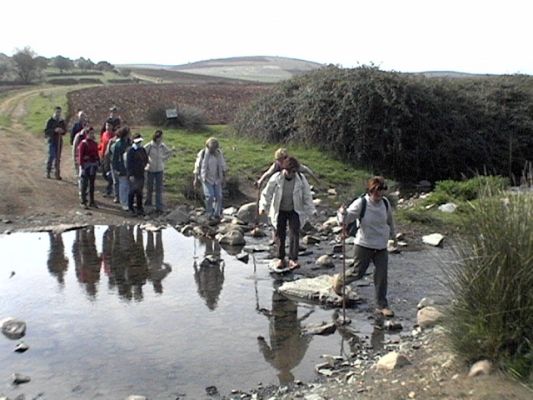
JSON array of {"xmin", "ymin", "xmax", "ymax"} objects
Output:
[
  {"xmin": 303, "ymin": 322, "xmax": 337, "ymax": 336},
  {"xmin": 11, "ymin": 373, "xmax": 31, "ymax": 385},
  {"xmin": 315, "ymin": 255, "xmax": 335, "ymax": 268},
  {"xmin": 223, "ymin": 206, "xmax": 238, "ymax": 216},
  {"xmin": 322, "ymin": 216, "xmax": 339, "ymax": 229},
  {"xmin": 244, "ymin": 244, "xmax": 270, "ymax": 253},
  {"xmin": 327, "ymin": 188, "xmax": 337, "ymax": 196},
  {"xmin": 304, "ymin": 394, "xmax": 325, "ymax": 400},
  {"xmin": 268, "ymin": 259, "xmax": 291, "ymax": 274},
  {"xmin": 303, "ymin": 235, "xmax": 321, "ymax": 245},
  {"xmin": 278, "ymin": 275, "xmax": 361, "ymax": 307},
  {"xmin": 384, "ymin": 320, "xmax": 403, "ymax": 331},
  {"xmin": 250, "ymin": 227, "xmax": 267, "ymax": 238},
  {"xmin": 1, "ymin": 318, "xmax": 26, "ymax": 340},
  {"xmin": 376, "ymin": 352, "xmax": 411, "ymax": 371},
  {"xmin": 417, "ymin": 297, "xmax": 435, "ymax": 310},
  {"xmin": 417, "ymin": 306, "xmax": 444, "ymax": 329},
  {"xmin": 438, "ymin": 203, "xmax": 457, "ymax": 213},
  {"xmin": 468, "ymin": 360, "xmax": 492, "ymax": 377},
  {"xmin": 422, "ymin": 233, "xmax": 445, "ymax": 247},
  {"xmin": 139, "ymin": 223, "xmax": 166, "ymax": 232},
  {"xmin": 14, "ymin": 342, "xmax": 29, "ymax": 353},
  {"xmin": 218, "ymin": 230, "xmax": 246, "ymax": 246},
  {"xmin": 166, "ymin": 206, "xmax": 190, "ymax": 225}
]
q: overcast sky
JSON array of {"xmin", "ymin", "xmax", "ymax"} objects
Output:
[{"xmin": 2, "ymin": 0, "xmax": 532, "ymax": 74}]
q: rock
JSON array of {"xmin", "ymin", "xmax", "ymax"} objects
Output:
[
  {"xmin": 244, "ymin": 244, "xmax": 270, "ymax": 253},
  {"xmin": 417, "ymin": 297, "xmax": 435, "ymax": 310},
  {"xmin": 303, "ymin": 322, "xmax": 337, "ymax": 336},
  {"xmin": 166, "ymin": 206, "xmax": 190, "ymax": 225},
  {"xmin": 376, "ymin": 352, "xmax": 411, "ymax": 371},
  {"xmin": 438, "ymin": 203, "xmax": 457, "ymax": 213},
  {"xmin": 223, "ymin": 206, "xmax": 238, "ymax": 216},
  {"xmin": 468, "ymin": 360, "xmax": 492, "ymax": 377},
  {"xmin": 250, "ymin": 227, "xmax": 267, "ymax": 238},
  {"xmin": 236, "ymin": 202, "xmax": 257, "ymax": 224},
  {"xmin": 417, "ymin": 306, "xmax": 444, "ymax": 328},
  {"xmin": 218, "ymin": 230, "xmax": 245, "ymax": 246},
  {"xmin": 322, "ymin": 216, "xmax": 339, "ymax": 229},
  {"xmin": 332, "ymin": 226, "xmax": 343, "ymax": 234},
  {"xmin": 236, "ymin": 252, "xmax": 249, "ymax": 264},
  {"xmin": 205, "ymin": 385, "xmax": 219, "ymax": 396},
  {"xmin": 14, "ymin": 342, "xmax": 29, "ymax": 353},
  {"xmin": 231, "ymin": 217, "xmax": 247, "ymax": 226},
  {"xmin": 304, "ymin": 394, "xmax": 325, "ymax": 400},
  {"xmin": 383, "ymin": 320, "xmax": 403, "ymax": 331},
  {"xmin": 139, "ymin": 223, "xmax": 166, "ymax": 232},
  {"xmin": 268, "ymin": 259, "xmax": 291, "ymax": 274},
  {"xmin": 408, "ymin": 391, "xmax": 416, "ymax": 399},
  {"xmin": 315, "ymin": 255, "xmax": 335, "ymax": 269},
  {"xmin": 313, "ymin": 199, "xmax": 322, "ymax": 206},
  {"xmin": 180, "ymin": 224, "xmax": 194, "ymax": 235},
  {"xmin": 422, "ymin": 233, "xmax": 444, "ymax": 247},
  {"xmin": 332, "ymin": 244, "xmax": 343, "ymax": 254},
  {"xmin": 387, "ymin": 241, "xmax": 401, "ymax": 254},
  {"xmin": 327, "ymin": 188, "xmax": 337, "ymax": 196},
  {"xmin": 395, "ymin": 232, "xmax": 405, "ymax": 240},
  {"xmin": 11, "ymin": 373, "xmax": 31, "ymax": 385},
  {"xmin": 1, "ymin": 318, "xmax": 26, "ymax": 339},
  {"xmin": 303, "ymin": 235, "xmax": 321, "ymax": 245},
  {"xmin": 126, "ymin": 396, "xmax": 147, "ymax": 400},
  {"xmin": 278, "ymin": 275, "xmax": 361, "ymax": 307},
  {"xmin": 418, "ymin": 180, "xmax": 432, "ymax": 189}
]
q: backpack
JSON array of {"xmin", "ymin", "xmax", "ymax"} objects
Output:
[{"xmin": 346, "ymin": 194, "xmax": 389, "ymax": 237}]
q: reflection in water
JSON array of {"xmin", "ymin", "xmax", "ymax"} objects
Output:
[
  {"xmin": 257, "ymin": 282, "xmax": 313, "ymax": 385},
  {"xmin": 146, "ymin": 231, "xmax": 172, "ymax": 294},
  {"xmin": 47, "ymin": 232, "xmax": 69, "ymax": 286},
  {"xmin": 193, "ymin": 238, "xmax": 225, "ymax": 311},
  {"xmin": 72, "ymin": 227, "xmax": 101, "ymax": 298}
]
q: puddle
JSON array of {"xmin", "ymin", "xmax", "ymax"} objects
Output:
[{"xmin": 0, "ymin": 226, "xmax": 452, "ymax": 399}]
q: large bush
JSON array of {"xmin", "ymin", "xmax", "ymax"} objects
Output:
[
  {"xmin": 234, "ymin": 66, "xmax": 533, "ymax": 182},
  {"xmin": 445, "ymin": 191, "xmax": 533, "ymax": 381}
]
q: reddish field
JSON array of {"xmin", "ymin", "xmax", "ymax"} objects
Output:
[{"xmin": 67, "ymin": 82, "xmax": 270, "ymax": 126}]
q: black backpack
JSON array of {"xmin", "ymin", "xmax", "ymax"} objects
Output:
[{"xmin": 345, "ymin": 194, "xmax": 389, "ymax": 237}]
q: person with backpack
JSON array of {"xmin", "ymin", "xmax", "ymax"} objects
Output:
[
  {"xmin": 259, "ymin": 156, "xmax": 316, "ymax": 271},
  {"xmin": 111, "ymin": 126, "xmax": 131, "ymax": 211},
  {"xmin": 334, "ymin": 176, "xmax": 397, "ymax": 317},
  {"xmin": 193, "ymin": 137, "xmax": 228, "ymax": 221},
  {"xmin": 127, "ymin": 134, "xmax": 148, "ymax": 216},
  {"xmin": 78, "ymin": 127, "xmax": 100, "ymax": 209},
  {"xmin": 44, "ymin": 106, "xmax": 67, "ymax": 180},
  {"xmin": 144, "ymin": 130, "xmax": 174, "ymax": 213}
]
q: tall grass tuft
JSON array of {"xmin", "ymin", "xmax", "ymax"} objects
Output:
[{"xmin": 445, "ymin": 189, "xmax": 533, "ymax": 382}]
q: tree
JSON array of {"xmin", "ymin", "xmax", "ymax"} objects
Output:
[
  {"xmin": 95, "ymin": 60, "xmax": 115, "ymax": 72},
  {"xmin": 12, "ymin": 47, "xmax": 44, "ymax": 83},
  {"xmin": 0, "ymin": 63, "xmax": 8, "ymax": 80},
  {"xmin": 76, "ymin": 57, "xmax": 95, "ymax": 71},
  {"xmin": 53, "ymin": 55, "xmax": 74, "ymax": 73},
  {"xmin": 119, "ymin": 68, "xmax": 131, "ymax": 77}
]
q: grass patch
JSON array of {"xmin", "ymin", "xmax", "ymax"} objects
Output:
[
  {"xmin": 445, "ymin": 190, "xmax": 533, "ymax": 382},
  {"xmin": 24, "ymin": 88, "xmax": 70, "ymax": 134},
  {"xmin": 0, "ymin": 114, "xmax": 11, "ymax": 128},
  {"xmin": 136, "ymin": 125, "xmax": 371, "ymax": 205}
]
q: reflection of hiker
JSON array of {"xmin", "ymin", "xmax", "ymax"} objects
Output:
[
  {"xmin": 256, "ymin": 148, "xmax": 319, "ymax": 189},
  {"xmin": 128, "ymin": 225, "xmax": 149, "ymax": 301},
  {"xmin": 257, "ymin": 287, "xmax": 313, "ymax": 385},
  {"xmin": 259, "ymin": 157, "xmax": 316, "ymax": 270},
  {"xmin": 44, "ymin": 106, "xmax": 67, "ymax": 180},
  {"xmin": 334, "ymin": 176, "xmax": 396, "ymax": 317},
  {"xmin": 127, "ymin": 134, "xmax": 148, "ymax": 216},
  {"xmin": 144, "ymin": 130, "xmax": 174, "ymax": 213},
  {"xmin": 111, "ymin": 126, "xmax": 132, "ymax": 211},
  {"xmin": 193, "ymin": 137, "xmax": 228, "ymax": 221},
  {"xmin": 78, "ymin": 127, "xmax": 100, "ymax": 209},
  {"xmin": 193, "ymin": 238, "xmax": 225, "ymax": 310},
  {"xmin": 99, "ymin": 122, "xmax": 115, "ymax": 197},
  {"xmin": 100, "ymin": 105, "xmax": 121, "ymax": 134},
  {"xmin": 72, "ymin": 227, "xmax": 101, "ymax": 298},
  {"xmin": 47, "ymin": 232, "xmax": 69, "ymax": 285},
  {"xmin": 145, "ymin": 230, "xmax": 172, "ymax": 294}
]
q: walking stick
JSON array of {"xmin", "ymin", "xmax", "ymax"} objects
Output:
[{"xmin": 341, "ymin": 220, "xmax": 347, "ymax": 324}]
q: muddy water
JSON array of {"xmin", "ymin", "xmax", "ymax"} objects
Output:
[{"xmin": 0, "ymin": 226, "xmax": 452, "ymax": 399}]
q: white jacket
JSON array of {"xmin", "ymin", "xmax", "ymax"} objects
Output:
[
  {"xmin": 144, "ymin": 141, "xmax": 172, "ymax": 172},
  {"xmin": 259, "ymin": 172, "xmax": 316, "ymax": 227}
]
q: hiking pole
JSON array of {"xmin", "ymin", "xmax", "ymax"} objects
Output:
[{"xmin": 341, "ymin": 219, "xmax": 347, "ymax": 324}]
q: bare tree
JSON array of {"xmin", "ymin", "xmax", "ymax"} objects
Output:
[{"xmin": 12, "ymin": 47, "xmax": 44, "ymax": 83}]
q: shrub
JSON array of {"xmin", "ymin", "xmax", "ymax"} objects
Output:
[
  {"xmin": 434, "ymin": 176, "xmax": 508, "ymax": 201},
  {"xmin": 78, "ymin": 78, "xmax": 103, "ymax": 84},
  {"xmin": 445, "ymin": 191, "xmax": 533, "ymax": 381},
  {"xmin": 49, "ymin": 78, "xmax": 79, "ymax": 85}
]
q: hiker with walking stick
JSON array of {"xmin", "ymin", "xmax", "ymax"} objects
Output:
[
  {"xmin": 333, "ymin": 176, "xmax": 397, "ymax": 317},
  {"xmin": 44, "ymin": 106, "xmax": 67, "ymax": 180}
]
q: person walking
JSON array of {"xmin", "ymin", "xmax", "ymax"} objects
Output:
[
  {"xmin": 99, "ymin": 122, "xmax": 115, "ymax": 197},
  {"xmin": 193, "ymin": 137, "xmax": 228, "ymax": 221},
  {"xmin": 127, "ymin": 134, "xmax": 148, "ymax": 216},
  {"xmin": 333, "ymin": 176, "xmax": 397, "ymax": 317},
  {"xmin": 77, "ymin": 127, "xmax": 100, "ymax": 208},
  {"xmin": 256, "ymin": 148, "xmax": 319, "ymax": 189},
  {"xmin": 111, "ymin": 126, "xmax": 131, "ymax": 211},
  {"xmin": 144, "ymin": 130, "xmax": 174, "ymax": 213},
  {"xmin": 259, "ymin": 156, "xmax": 316, "ymax": 270},
  {"xmin": 44, "ymin": 106, "xmax": 67, "ymax": 179}
]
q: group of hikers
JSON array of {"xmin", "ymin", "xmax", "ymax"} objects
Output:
[
  {"xmin": 45, "ymin": 106, "xmax": 174, "ymax": 215},
  {"xmin": 44, "ymin": 106, "xmax": 397, "ymax": 317}
]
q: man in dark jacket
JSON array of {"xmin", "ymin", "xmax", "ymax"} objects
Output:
[
  {"xmin": 101, "ymin": 106, "xmax": 121, "ymax": 134},
  {"xmin": 44, "ymin": 106, "xmax": 67, "ymax": 179},
  {"xmin": 111, "ymin": 127, "xmax": 131, "ymax": 211},
  {"xmin": 127, "ymin": 134, "xmax": 148, "ymax": 216}
]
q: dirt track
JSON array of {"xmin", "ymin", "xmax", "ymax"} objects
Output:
[{"xmin": 0, "ymin": 87, "xmax": 141, "ymax": 230}]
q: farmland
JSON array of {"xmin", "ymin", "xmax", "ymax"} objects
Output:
[{"xmin": 67, "ymin": 82, "xmax": 270, "ymax": 126}]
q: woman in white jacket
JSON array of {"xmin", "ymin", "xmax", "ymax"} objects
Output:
[
  {"xmin": 144, "ymin": 130, "xmax": 173, "ymax": 213},
  {"xmin": 259, "ymin": 157, "xmax": 316, "ymax": 270}
]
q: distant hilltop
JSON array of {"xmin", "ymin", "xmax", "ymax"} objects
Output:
[{"xmin": 121, "ymin": 56, "xmax": 324, "ymax": 83}]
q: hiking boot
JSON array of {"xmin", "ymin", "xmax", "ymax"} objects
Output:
[
  {"xmin": 55, "ymin": 175, "xmax": 62, "ymax": 180},
  {"xmin": 113, "ymin": 197, "xmax": 120, "ymax": 204},
  {"xmin": 46, "ymin": 171, "xmax": 51, "ymax": 179},
  {"xmin": 89, "ymin": 202, "xmax": 98, "ymax": 209},
  {"xmin": 375, "ymin": 307, "xmax": 395, "ymax": 318}
]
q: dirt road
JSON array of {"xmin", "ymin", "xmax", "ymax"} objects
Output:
[{"xmin": 0, "ymin": 87, "xmax": 136, "ymax": 230}]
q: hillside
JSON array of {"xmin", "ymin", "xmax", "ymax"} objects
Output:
[{"xmin": 122, "ymin": 56, "xmax": 323, "ymax": 83}]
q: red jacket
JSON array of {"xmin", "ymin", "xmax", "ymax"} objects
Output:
[
  {"xmin": 99, "ymin": 130, "xmax": 114, "ymax": 159},
  {"xmin": 78, "ymin": 138, "xmax": 100, "ymax": 166}
]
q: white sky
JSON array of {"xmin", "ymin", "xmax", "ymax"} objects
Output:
[{"xmin": 2, "ymin": 0, "xmax": 532, "ymax": 74}]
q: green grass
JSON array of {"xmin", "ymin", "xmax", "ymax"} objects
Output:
[
  {"xmin": 136, "ymin": 125, "xmax": 371, "ymax": 204},
  {"xmin": 24, "ymin": 88, "xmax": 70, "ymax": 134}
]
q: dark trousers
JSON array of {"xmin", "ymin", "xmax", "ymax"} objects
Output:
[
  {"xmin": 128, "ymin": 176, "xmax": 145, "ymax": 212},
  {"xmin": 338, "ymin": 244, "xmax": 389, "ymax": 308},
  {"xmin": 276, "ymin": 210, "xmax": 300, "ymax": 261},
  {"xmin": 46, "ymin": 138, "xmax": 62, "ymax": 177},
  {"xmin": 80, "ymin": 165, "xmax": 97, "ymax": 204}
]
